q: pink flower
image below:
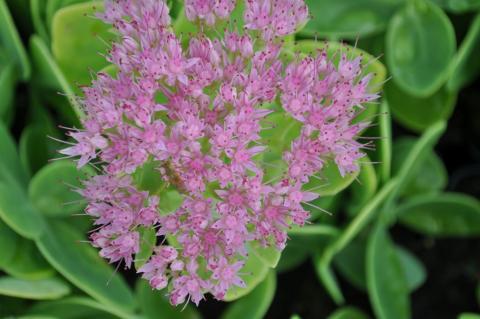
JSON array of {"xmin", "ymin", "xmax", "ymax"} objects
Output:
[{"xmin": 62, "ymin": 0, "xmax": 378, "ymax": 306}]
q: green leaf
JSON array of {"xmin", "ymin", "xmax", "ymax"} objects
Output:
[
  {"xmin": 0, "ymin": 0, "xmax": 31, "ymax": 80},
  {"xmin": 334, "ymin": 239, "xmax": 367, "ymax": 291},
  {"xmin": 0, "ymin": 219, "xmax": 18, "ymax": 269},
  {"xmin": 134, "ymin": 227, "xmax": 156, "ymax": 270},
  {"xmin": 136, "ymin": 280, "xmax": 201, "ymax": 319},
  {"xmin": 251, "ymin": 241, "xmax": 282, "ymax": 268},
  {"xmin": 377, "ymin": 103, "xmax": 392, "ymax": 181},
  {"xmin": 303, "ymin": 160, "xmax": 360, "ymax": 197},
  {"xmin": 431, "ymin": 0, "xmax": 480, "ymax": 12},
  {"xmin": 20, "ymin": 125, "xmax": 60, "ymax": 176},
  {"xmin": 29, "ymin": 161, "xmax": 95, "ymax": 217},
  {"xmin": 27, "ymin": 296, "xmax": 130, "ymax": 319},
  {"xmin": 301, "ymin": 0, "xmax": 404, "ymax": 39},
  {"xmin": 51, "ymin": 1, "xmax": 114, "ymax": 86},
  {"xmin": 0, "ymin": 176, "xmax": 47, "ymax": 239},
  {"xmin": 315, "ymin": 178, "xmax": 399, "ymax": 304},
  {"xmin": 347, "ymin": 155, "xmax": 378, "ymax": 215},
  {"xmin": 447, "ymin": 13, "xmax": 480, "ymax": 91},
  {"xmin": 386, "ymin": 1, "xmax": 456, "ymax": 97},
  {"xmin": 288, "ymin": 224, "xmax": 340, "ymax": 248},
  {"xmin": 334, "ymin": 239, "xmax": 426, "ymax": 292},
  {"xmin": 224, "ymin": 250, "xmax": 270, "ymax": 301},
  {"xmin": 0, "ymin": 121, "xmax": 29, "ymax": 185},
  {"xmin": 30, "ymin": 0, "xmax": 50, "ymax": 42},
  {"xmin": 327, "ymin": 307, "xmax": 370, "ymax": 319},
  {"xmin": 386, "ymin": 81, "xmax": 456, "ymax": 132},
  {"xmin": 367, "ymin": 224, "xmax": 410, "ymax": 319},
  {"xmin": 221, "ymin": 271, "xmax": 276, "ymax": 319},
  {"xmin": 396, "ymin": 246, "xmax": 426, "ymax": 291},
  {"xmin": 0, "ymin": 277, "xmax": 70, "ymax": 300},
  {"xmin": 459, "ymin": 314, "xmax": 480, "ymax": 319},
  {"xmin": 312, "ymin": 255, "xmax": 344, "ymax": 304},
  {"xmin": 36, "ymin": 221, "xmax": 135, "ymax": 313},
  {"xmin": 29, "ymin": 35, "xmax": 83, "ymax": 120},
  {"xmin": 383, "ymin": 121, "xmax": 446, "ymax": 221},
  {"xmin": 392, "ymin": 137, "xmax": 448, "ymax": 197},
  {"xmin": 397, "ymin": 192, "xmax": 480, "ymax": 236},
  {"xmin": 2, "ymin": 239, "xmax": 55, "ymax": 280},
  {"xmin": 0, "ymin": 61, "xmax": 16, "ymax": 123}
]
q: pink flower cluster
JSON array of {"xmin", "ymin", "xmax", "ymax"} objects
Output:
[{"xmin": 61, "ymin": 0, "xmax": 378, "ymax": 306}]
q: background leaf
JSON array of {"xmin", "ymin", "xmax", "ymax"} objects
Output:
[
  {"xmin": 221, "ymin": 271, "xmax": 276, "ymax": 319},
  {"xmin": 29, "ymin": 161, "xmax": 94, "ymax": 217},
  {"xmin": 391, "ymin": 137, "xmax": 448, "ymax": 196},
  {"xmin": 0, "ymin": 0, "xmax": 31, "ymax": 80},
  {"xmin": 136, "ymin": 280, "xmax": 201, "ymax": 319},
  {"xmin": 302, "ymin": 0, "xmax": 404, "ymax": 39},
  {"xmin": 397, "ymin": 192, "xmax": 480, "ymax": 236},
  {"xmin": 51, "ymin": 1, "xmax": 114, "ymax": 86},
  {"xmin": 36, "ymin": 221, "xmax": 135, "ymax": 313},
  {"xmin": 0, "ymin": 277, "xmax": 70, "ymax": 300},
  {"xmin": 367, "ymin": 224, "xmax": 410, "ymax": 319},
  {"xmin": 386, "ymin": 0, "xmax": 456, "ymax": 96}
]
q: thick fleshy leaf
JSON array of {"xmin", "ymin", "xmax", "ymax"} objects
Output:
[
  {"xmin": 224, "ymin": 249, "xmax": 270, "ymax": 301},
  {"xmin": 303, "ymin": 160, "xmax": 360, "ymax": 197},
  {"xmin": 29, "ymin": 161, "xmax": 94, "ymax": 217},
  {"xmin": 334, "ymin": 239, "xmax": 367, "ymax": 291},
  {"xmin": 2, "ymin": 239, "xmax": 54, "ymax": 280},
  {"xmin": 288, "ymin": 225, "xmax": 339, "ymax": 248},
  {"xmin": 136, "ymin": 280, "xmax": 202, "ymax": 319},
  {"xmin": 386, "ymin": 81, "xmax": 457, "ymax": 132},
  {"xmin": 0, "ymin": 122, "xmax": 28, "ymax": 185},
  {"xmin": 377, "ymin": 102, "xmax": 392, "ymax": 182},
  {"xmin": 36, "ymin": 221, "xmax": 135, "ymax": 313},
  {"xmin": 367, "ymin": 224, "xmax": 410, "ymax": 319},
  {"xmin": 327, "ymin": 307, "xmax": 370, "ymax": 319},
  {"xmin": 382, "ymin": 121, "xmax": 446, "ymax": 221},
  {"xmin": 314, "ymin": 178, "xmax": 399, "ymax": 304},
  {"xmin": 396, "ymin": 246, "xmax": 426, "ymax": 292},
  {"xmin": 386, "ymin": 1, "xmax": 456, "ymax": 97},
  {"xmin": 447, "ymin": 13, "xmax": 480, "ymax": 91},
  {"xmin": 0, "ymin": 277, "xmax": 70, "ymax": 300},
  {"xmin": 221, "ymin": 271, "xmax": 276, "ymax": 319},
  {"xmin": 347, "ymin": 155, "xmax": 378, "ymax": 215},
  {"xmin": 51, "ymin": 1, "xmax": 114, "ymax": 86},
  {"xmin": 334, "ymin": 240, "xmax": 426, "ymax": 292},
  {"xmin": 397, "ymin": 192, "xmax": 480, "ymax": 236},
  {"xmin": 392, "ymin": 137, "xmax": 447, "ymax": 197},
  {"xmin": 30, "ymin": 0, "xmax": 49, "ymax": 42},
  {"xmin": 29, "ymin": 35, "xmax": 82, "ymax": 120},
  {"xmin": 0, "ymin": 61, "xmax": 16, "ymax": 123},
  {"xmin": 0, "ymin": 0, "xmax": 31, "ymax": 80},
  {"xmin": 134, "ymin": 227, "xmax": 156, "ymax": 270},
  {"xmin": 27, "ymin": 296, "xmax": 128, "ymax": 319},
  {"xmin": 0, "ymin": 176, "xmax": 47, "ymax": 239},
  {"xmin": 19, "ymin": 125, "xmax": 61, "ymax": 176},
  {"xmin": 0, "ymin": 219, "xmax": 18, "ymax": 269},
  {"xmin": 459, "ymin": 314, "xmax": 480, "ymax": 319},
  {"xmin": 251, "ymin": 241, "xmax": 281, "ymax": 268},
  {"xmin": 431, "ymin": 0, "xmax": 480, "ymax": 12},
  {"xmin": 302, "ymin": 0, "xmax": 403, "ymax": 39}
]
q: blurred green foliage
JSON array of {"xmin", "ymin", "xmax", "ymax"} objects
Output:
[{"xmin": 0, "ymin": 0, "xmax": 480, "ymax": 318}]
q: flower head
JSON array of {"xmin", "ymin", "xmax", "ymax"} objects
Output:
[{"xmin": 62, "ymin": 0, "xmax": 378, "ymax": 306}]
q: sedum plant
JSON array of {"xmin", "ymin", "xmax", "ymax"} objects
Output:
[
  {"xmin": 0, "ymin": 0, "xmax": 480, "ymax": 318},
  {"xmin": 59, "ymin": 0, "xmax": 378, "ymax": 305}
]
